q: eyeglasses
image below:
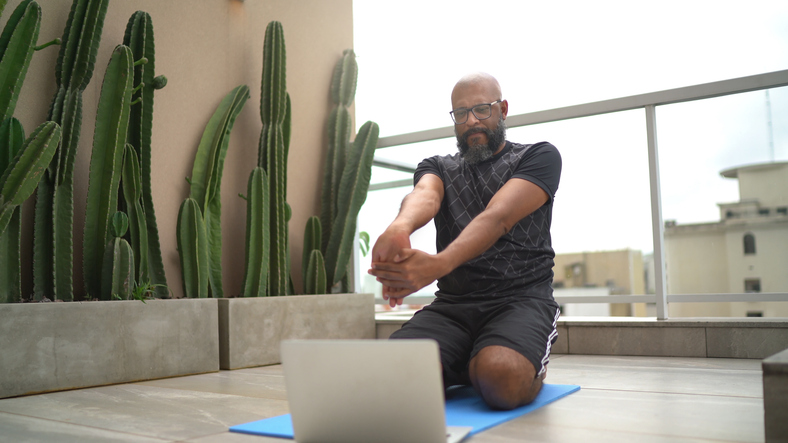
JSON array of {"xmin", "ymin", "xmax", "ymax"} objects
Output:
[{"xmin": 449, "ymin": 100, "xmax": 502, "ymax": 124}]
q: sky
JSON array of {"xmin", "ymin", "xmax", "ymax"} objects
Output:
[{"xmin": 351, "ymin": 1, "xmax": 788, "ymax": 293}]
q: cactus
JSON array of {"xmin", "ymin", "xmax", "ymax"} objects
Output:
[
  {"xmin": 34, "ymin": 0, "xmax": 109, "ymax": 301},
  {"xmin": 258, "ymin": 21, "xmax": 290, "ymax": 296},
  {"xmin": 304, "ymin": 249, "xmax": 327, "ymax": 295},
  {"xmin": 315, "ymin": 50, "xmax": 380, "ymax": 290},
  {"xmin": 187, "ymin": 84, "xmax": 249, "ymax": 298},
  {"xmin": 324, "ymin": 120, "xmax": 379, "ymax": 287},
  {"xmin": 101, "ymin": 211, "xmax": 134, "ymax": 300},
  {"xmin": 0, "ymin": 120, "xmax": 61, "ymax": 236},
  {"xmin": 177, "ymin": 198, "xmax": 208, "ymax": 298},
  {"xmin": 121, "ymin": 10, "xmax": 168, "ymax": 297},
  {"xmin": 82, "ymin": 45, "xmax": 135, "ymax": 299},
  {"xmin": 320, "ymin": 49, "xmax": 356, "ymax": 254},
  {"xmin": 241, "ymin": 167, "xmax": 269, "ymax": 297},
  {"xmin": 0, "ymin": 117, "xmax": 24, "ymax": 302},
  {"xmin": 121, "ymin": 144, "xmax": 147, "ymax": 286},
  {"xmin": 301, "ymin": 215, "xmax": 321, "ymax": 291},
  {"xmin": 0, "ymin": 0, "xmax": 39, "ymax": 123}
]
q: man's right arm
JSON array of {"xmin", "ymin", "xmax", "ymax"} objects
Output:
[{"xmin": 370, "ymin": 173, "xmax": 444, "ymax": 296}]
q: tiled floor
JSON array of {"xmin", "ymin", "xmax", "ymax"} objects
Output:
[{"xmin": 0, "ymin": 355, "xmax": 764, "ymax": 442}]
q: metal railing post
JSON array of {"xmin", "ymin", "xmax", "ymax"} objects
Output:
[{"xmin": 646, "ymin": 105, "xmax": 669, "ymax": 319}]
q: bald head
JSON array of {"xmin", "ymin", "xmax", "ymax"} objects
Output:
[{"xmin": 451, "ymin": 72, "xmax": 502, "ymax": 106}]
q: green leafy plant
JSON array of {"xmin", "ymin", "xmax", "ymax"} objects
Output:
[
  {"xmin": 0, "ymin": 120, "xmax": 61, "ymax": 302},
  {"xmin": 181, "ymin": 84, "xmax": 249, "ymax": 298},
  {"xmin": 359, "ymin": 231, "xmax": 370, "ymax": 257},
  {"xmin": 130, "ymin": 280, "xmax": 171, "ymax": 304}
]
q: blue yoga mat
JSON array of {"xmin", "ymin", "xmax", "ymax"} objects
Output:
[{"xmin": 230, "ymin": 383, "xmax": 580, "ymax": 438}]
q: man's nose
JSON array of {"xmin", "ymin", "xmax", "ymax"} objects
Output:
[{"xmin": 465, "ymin": 110, "xmax": 481, "ymax": 125}]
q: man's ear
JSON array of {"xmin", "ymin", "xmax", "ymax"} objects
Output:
[{"xmin": 500, "ymin": 99, "xmax": 509, "ymax": 119}]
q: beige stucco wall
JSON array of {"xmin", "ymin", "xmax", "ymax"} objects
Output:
[
  {"xmin": 8, "ymin": 0, "xmax": 354, "ymax": 298},
  {"xmin": 553, "ymin": 249, "xmax": 645, "ymax": 295},
  {"xmin": 737, "ymin": 163, "xmax": 788, "ymax": 206}
]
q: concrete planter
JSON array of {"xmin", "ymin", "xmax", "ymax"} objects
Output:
[
  {"xmin": 0, "ymin": 299, "xmax": 219, "ymax": 399},
  {"xmin": 218, "ymin": 292, "xmax": 375, "ymax": 369}
]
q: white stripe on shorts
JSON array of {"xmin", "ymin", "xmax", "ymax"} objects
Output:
[{"xmin": 538, "ymin": 306, "xmax": 561, "ymax": 376}]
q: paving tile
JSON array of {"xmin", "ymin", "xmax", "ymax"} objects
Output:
[
  {"xmin": 137, "ymin": 370, "xmax": 287, "ymax": 400},
  {"xmin": 551, "ymin": 354, "xmax": 762, "ymax": 371},
  {"xmin": 707, "ymin": 327, "xmax": 788, "ymax": 359},
  {"xmin": 0, "ymin": 412, "xmax": 167, "ymax": 443},
  {"xmin": 544, "ymin": 355, "xmax": 762, "ymax": 398},
  {"xmin": 0, "ymin": 384, "xmax": 288, "ymax": 441},
  {"xmin": 474, "ymin": 388, "xmax": 763, "ymax": 443},
  {"xmin": 567, "ymin": 326, "xmax": 707, "ymax": 357}
]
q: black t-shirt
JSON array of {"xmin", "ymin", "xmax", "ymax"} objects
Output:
[{"xmin": 414, "ymin": 141, "xmax": 562, "ymax": 300}]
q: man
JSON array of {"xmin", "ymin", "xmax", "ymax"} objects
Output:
[{"xmin": 368, "ymin": 72, "xmax": 562, "ymax": 410}]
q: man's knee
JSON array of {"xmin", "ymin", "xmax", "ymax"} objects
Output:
[{"xmin": 469, "ymin": 345, "xmax": 542, "ymax": 410}]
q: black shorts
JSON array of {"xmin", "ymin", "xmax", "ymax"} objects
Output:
[{"xmin": 390, "ymin": 295, "xmax": 560, "ymax": 386}]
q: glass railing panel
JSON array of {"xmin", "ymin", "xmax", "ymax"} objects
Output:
[{"xmin": 657, "ymin": 86, "xmax": 788, "ymax": 317}]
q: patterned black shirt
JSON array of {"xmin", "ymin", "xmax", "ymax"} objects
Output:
[{"xmin": 414, "ymin": 141, "xmax": 562, "ymax": 301}]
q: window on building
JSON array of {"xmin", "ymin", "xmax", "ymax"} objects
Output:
[
  {"xmin": 746, "ymin": 311, "xmax": 763, "ymax": 317},
  {"xmin": 743, "ymin": 233, "xmax": 756, "ymax": 255},
  {"xmin": 777, "ymin": 207, "xmax": 788, "ymax": 216},
  {"xmin": 758, "ymin": 208, "xmax": 770, "ymax": 216},
  {"xmin": 744, "ymin": 279, "xmax": 761, "ymax": 293}
]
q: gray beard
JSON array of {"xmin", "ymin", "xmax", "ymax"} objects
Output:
[{"xmin": 455, "ymin": 116, "xmax": 507, "ymax": 166}]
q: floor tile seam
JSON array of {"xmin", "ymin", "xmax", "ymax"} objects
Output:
[
  {"xmin": 579, "ymin": 386, "xmax": 763, "ymax": 400},
  {"xmin": 548, "ymin": 365, "xmax": 763, "ymax": 375},
  {"xmin": 123, "ymin": 383, "xmax": 288, "ymax": 401},
  {"xmin": 0, "ymin": 409, "xmax": 172, "ymax": 441}
]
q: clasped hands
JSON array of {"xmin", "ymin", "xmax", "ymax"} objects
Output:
[{"xmin": 368, "ymin": 229, "xmax": 443, "ymax": 307}]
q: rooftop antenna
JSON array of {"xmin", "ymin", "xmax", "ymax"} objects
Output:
[{"xmin": 766, "ymin": 90, "xmax": 775, "ymax": 162}]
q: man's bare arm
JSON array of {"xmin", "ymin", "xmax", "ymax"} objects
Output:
[
  {"xmin": 370, "ymin": 178, "xmax": 549, "ymax": 300},
  {"xmin": 369, "ymin": 174, "xmax": 444, "ymax": 303}
]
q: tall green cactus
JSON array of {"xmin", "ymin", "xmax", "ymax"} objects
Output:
[
  {"xmin": 101, "ymin": 211, "xmax": 134, "ymax": 300},
  {"xmin": 317, "ymin": 49, "xmax": 380, "ymax": 290},
  {"xmin": 259, "ymin": 21, "xmax": 290, "ymax": 296},
  {"xmin": 0, "ymin": 0, "xmax": 39, "ymax": 123},
  {"xmin": 121, "ymin": 10, "xmax": 168, "ymax": 297},
  {"xmin": 35, "ymin": 0, "xmax": 108, "ymax": 301},
  {"xmin": 177, "ymin": 197, "xmax": 208, "ymax": 298},
  {"xmin": 188, "ymin": 84, "xmax": 249, "ymax": 298},
  {"xmin": 82, "ymin": 44, "xmax": 135, "ymax": 299},
  {"xmin": 324, "ymin": 120, "xmax": 379, "ymax": 287},
  {"xmin": 0, "ymin": 118, "xmax": 23, "ymax": 302},
  {"xmin": 121, "ymin": 144, "xmax": 147, "ymax": 287},
  {"xmin": 241, "ymin": 166, "xmax": 269, "ymax": 297},
  {"xmin": 320, "ymin": 49, "xmax": 356, "ymax": 254}
]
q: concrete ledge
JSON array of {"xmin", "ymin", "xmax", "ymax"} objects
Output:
[
  {"xmin": 219, "ymin": 293, "xmax": 375, "ymax": 370},
  {"xmin": 0, "ymin": 299, "xmax": 219, "ymax": 399},
  {"xmin": 376, "ymin": 313, "xmax": 788, "ymax": 359},
  {"xmin": 763, "ymin": 347, "xmax": 788, "ymax": 442}
]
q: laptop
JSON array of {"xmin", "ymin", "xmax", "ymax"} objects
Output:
[{"xmin": 281, "ymin": 339, "xmax": 472, "ymax": 443}]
